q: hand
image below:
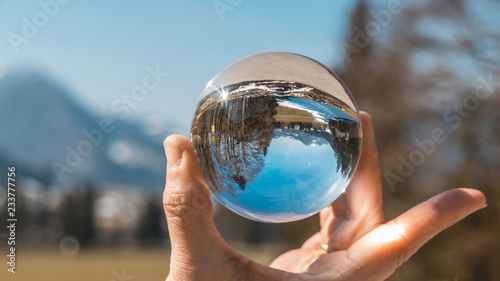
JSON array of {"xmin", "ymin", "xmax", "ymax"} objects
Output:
[{"xmin": 162, "ymin": 111, "xmax": 486, "ymax": 281}]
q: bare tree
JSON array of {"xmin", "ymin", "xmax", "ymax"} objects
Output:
[{"xmin": 338, "ymin": 1, "xmax": 500, "ymax": 280}]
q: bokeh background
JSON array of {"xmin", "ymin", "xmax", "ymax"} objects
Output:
[{"xmin": 0, "ymin": 0, "xmax": 499, "ymax": 280}]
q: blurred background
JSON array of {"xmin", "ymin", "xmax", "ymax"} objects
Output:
[{"xmin": 0, "ymin": 0, "xmax": 499, "ymax": 280}]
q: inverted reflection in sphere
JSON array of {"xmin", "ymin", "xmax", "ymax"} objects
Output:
[{"xmin": 191, "ymin": 52, "xmax": 362, "ymax": 223}]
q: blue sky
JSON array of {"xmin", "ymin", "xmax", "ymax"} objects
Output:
[
  {"xmin": 0, "ymin": 1, "xmax": 356, "ymax": 135},
  {"xmin": 215, "ymin": 135, "xmax": 345, "ymax": 222}
]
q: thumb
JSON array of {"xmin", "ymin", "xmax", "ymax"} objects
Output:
[
  {"xmin": 163, "ymin": 135, "xmax": 287, "ymax": 281},
  {"xmin": 163, "ymin": 134, "xmax": 228, "ymax": 260}
]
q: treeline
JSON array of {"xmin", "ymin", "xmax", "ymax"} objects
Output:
[{"xmin": 0, "ymin": 181, "xmax": 168, "ymax": 249}]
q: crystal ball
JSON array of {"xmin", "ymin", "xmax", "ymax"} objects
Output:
[{"xmin": 191, "ymin": 51, "xmax": 362, "ymax": 223}]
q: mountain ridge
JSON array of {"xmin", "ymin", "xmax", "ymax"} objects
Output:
[{"xmin": 0, "ymin": 70, "xmax": 167, "ymax": 188}]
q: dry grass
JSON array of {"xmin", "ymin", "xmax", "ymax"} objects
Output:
[
  {"xmin": 2, "ymin": 250, "xmax": 169, "ymax": 281},
  {"xmin": 1, "ymin": 247, "xmax": 280, "ymax": 281}
]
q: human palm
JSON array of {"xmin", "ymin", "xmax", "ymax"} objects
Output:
[{"xmin": 163, "ymin": 112, "xmax": 485, "ymax": 281}]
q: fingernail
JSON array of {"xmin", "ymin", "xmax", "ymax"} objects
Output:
[
  {"xmin": 164, "ymin": 139, "xmax": 183, "ymax": 170},
  {"xmin": 481, "ymin": 203, "xmax": 488, "ymax": 209}
]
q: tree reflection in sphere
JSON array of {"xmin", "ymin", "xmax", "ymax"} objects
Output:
[{"xmin": 191, "ymin": 52, "xmax": 362, "ymax": 223}]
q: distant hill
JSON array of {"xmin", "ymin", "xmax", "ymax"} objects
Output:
[{"xmin": 0, "ymin": 70, "xmax": 168, "ymax": 189}]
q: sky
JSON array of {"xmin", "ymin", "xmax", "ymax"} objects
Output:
[
  {"xmin": 0, "ymin": 0, "xmax": 356, "ymax": 136},
  {"xmin": 217, "ymin": 136, "xmax": 344, "ymax": 223}
]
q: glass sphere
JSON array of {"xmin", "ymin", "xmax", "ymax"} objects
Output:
[{"xmin": 191, "ymin": 51, "xmax": 362, "ymax": 223}]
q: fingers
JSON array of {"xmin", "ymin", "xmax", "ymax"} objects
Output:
[
  {"xmin": 301, "ymin": 232, "xmax": 323, "ymax": 250},
  {"xmin": 323, "ymin": 112, "xmax": 385, "ymax": 251},
  {"xmin": 309, "ymin": 188, "xmax": 485, "ymax": 280},
  {"xmin": 163, "ymin": 135, "xmax": 229, "ymax": 259},
  {"xmin": 348, "ymin": 188, "xmax": 485, "ymax": 278},
  {"xmin": 372, "ymin": 188, "xmax": 485, "ymax": 261}
]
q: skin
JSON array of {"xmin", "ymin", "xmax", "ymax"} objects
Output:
[{"xmin": 163, "ymin": 111, "xmax": 486, "ymax": 281}]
